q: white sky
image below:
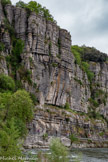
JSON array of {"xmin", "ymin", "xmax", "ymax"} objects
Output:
[{"xmin": 12, "ymin": 0, "xmax": 108, "ymax": 54}]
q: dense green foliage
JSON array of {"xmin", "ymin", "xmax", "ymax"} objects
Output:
[
  {"xmin": 16, "ymin": 0, "xmax": 26, "ymax": 8},
  {"xmin": 82, "ymin": 61, "xmax": 94, "ymax": 82},
  {"xmin": 49, "ymin": 138, "xmax": 69, "ymax": 162},
  {"xmin": 1, "ymin": 0, "xmax": 11, "ymax": 6},
  {"xmin": 71, "ymin": 45, "xmax": 94, "ymax": 82},
  {"xmin": 82, "ymin": 46, "xmax": 108, "ymax": 62},
  {"xmin": 0, "ymin": 118, "xmax": 22, "ymax": 159},
  {"xmin": 0, "ymin": 74, "xmax": 15, "ymax": 92},
  {"xmin": 7, "ymin": 90, "xmax": 33, "ymax": 123},
  {"xmin": 0, "ymin": 75, "xmax": 34, "ymax": 157},
  {"xmin": 72, "ymin": 45, "xmax": 108, "ymax": 63},
  {"xmin": 16, "ymin": 1, "xmax": 55, "ymax": 22},
  {"xmin": 64, "ymin": 102, "xmax": 70, "ymax": 109},
  {"xmin": 0, "ymin": 89, "xmax": 34, "ymax": 125},
  {"xmin": 71, "ymin": 46, "xmax": 82, "ymax": 65}
]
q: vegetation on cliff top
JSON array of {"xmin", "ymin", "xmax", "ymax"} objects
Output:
[
  {"xmin": 71, "ymin": 45, "xmax": 94, "ymax": 82},
  {"xmin": 1, "ymin": 0, "xmax": 11, "ymax": 7},
  {"xmin": 16, "ymin": 1, "xmax": 55, "ymax": 22},
  {"xmin": 72, "ymin": 45, "xmax": 108, "ymax": 63},
  {"xmin": 1, "ymin": 0, "xmax": 55, "ymax": 22}
]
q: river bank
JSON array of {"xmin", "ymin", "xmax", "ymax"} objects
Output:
[
  {"xmin": 24, "ymin": 136, "xmax": 108, "ymax": 149},
  {"xmin": 24, "ymin": 148, "xmax": 108, "ymax": 162}
]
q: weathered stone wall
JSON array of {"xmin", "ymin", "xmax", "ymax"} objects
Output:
[{"xmin": 24, "ymin": 106, "xmax": 108, "ymax": 148}]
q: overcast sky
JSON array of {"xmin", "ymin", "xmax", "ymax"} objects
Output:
[{"xmin": 12, "ymin": 0, "xmax": 108, "ymax": 54}]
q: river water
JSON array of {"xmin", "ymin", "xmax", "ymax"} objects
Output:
[
  {"xmin": 26, "ymin": 148, "xmax": 108, "ymax": 162},
  {"xmin": 70, "ymin": 148, "xmax": 108, "ymax": 162}
]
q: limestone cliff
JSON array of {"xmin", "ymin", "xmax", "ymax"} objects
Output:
[{"xmin": 0, "ymin": 1, "xmax": 108, "ymax": 148}]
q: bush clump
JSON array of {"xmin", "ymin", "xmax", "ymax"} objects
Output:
[
  {"xmin": 1, "ymin": 0, "xmax": 12, "ymax": 6},
  {"xmin": 71, "ymin": 45, "xmax": 94, "ymax": 82},
  {"xmin": 64, "ymin": 102, "xmax": 70, "ymax": 109},
  {"xmin": 0, "ymin": 74, "xmax": 15, "ymax": 92},
  {"xmin": 7, "ymin": 90, "xmax": 34, "ymax": 123},
  {"xmin": 0, "ymin": 118, "xmax": 22, "ymax": 157},
  {"xmin": 49, "ymin": 138, "xmax": 69, "ymax": 162}
]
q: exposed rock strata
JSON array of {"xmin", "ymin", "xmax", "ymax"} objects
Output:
[{"xmin": 24, "ymin": 106, "xmax": 108, "ymax": 148}]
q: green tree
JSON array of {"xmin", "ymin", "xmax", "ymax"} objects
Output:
[
  {"xmin": 42, "ymin": 7, "xmax": 54, "ymax": 21},
  {"xmin": 0, "ymin": 118, "xmax": 22, "ymax": 159},
  {"xmin": 27, "ymin": 1, "xmax": 42, "ymax": 14},
  {"xmin": 0, "ymin": 74, "xmax": 15, "ymax": 92},
  {"xmin": 16, "ymin": 0, "xmax": 27, "ymax": 8},
  {"xmin": 69, "ymin": 134, "xmax": 79, "ymax": 146},
  {"xmin": 0, "ymin": 92, "xmax": 11, "ymax": 121},
  {"xmin": 49, "ymin": 138, "xmax": 69, "ymax": 162},
  {"xmin": 1, "ymin": 0, "xmax": 11, "ymax": 6},
  {"xmin": 14, "ymin": 117, "xmax": 27, "ymax": 137},
  {"xmin": 7, "ymin": 90, "xmax": 34, "ymax": 123}
]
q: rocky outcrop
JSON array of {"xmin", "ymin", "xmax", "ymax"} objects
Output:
[{"xmin": 24, "ymin": 106, "xmax": 108, "ymax": 148}]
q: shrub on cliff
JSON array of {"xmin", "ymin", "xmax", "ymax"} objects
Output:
[
  {"xmin": 71, "ymin": 46, "xmax": 94, "ymax": 82},
  {"xmin": 64, "ymin": 102, "xmax": 70, "ymax": 109},
  {"xmin": 82, "ymin": 61, "xmax": 94, "ymax": 82},
  {"xmin": 16, "ymin": 0, "xmax": 27, "ymax": 8},
  {"xmin": 16, "ymin": 1, "xmax": 55, "ymax": 22},
  {"xmin": 1, "ymin": 0, "xmax": 11, "ymax": 6},
  {"xmin": 71, "ymin": 45, "xmax": 83, "ymax": 65},
  {"xmin": 0, "ymin": 74, "xmax": 15, "ymax": 92}
]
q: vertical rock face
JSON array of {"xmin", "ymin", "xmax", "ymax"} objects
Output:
[
  {"xmin": 0, "ymin": 2, "xmax": 108, "ymax": 116},
  {"xmin": 89, "ymin": 62, "xmax": 108, "ymax": 117}
]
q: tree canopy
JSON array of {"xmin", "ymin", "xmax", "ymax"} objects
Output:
[
  {"xmin": 72, "ymin": 45, "xmax": 108, "ymax": 63},
  {"xmin": 0, "ymin": 74, "xmax": 34, "ymax": 157}
]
